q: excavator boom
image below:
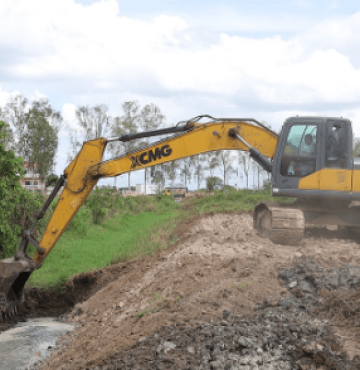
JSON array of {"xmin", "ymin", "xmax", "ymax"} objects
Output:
[{"xmin": 0, "ymin": 116, "xmax": 278, "ymax": 322}]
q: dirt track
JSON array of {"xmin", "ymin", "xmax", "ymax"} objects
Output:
[{"xmin": 25, "ymin": 213, "xmax": 360, "ymax": 369}]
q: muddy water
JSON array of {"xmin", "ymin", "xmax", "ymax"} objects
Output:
[{"xmin": 0, "ymin": 317, "xmax": 76, "ymax": 370}]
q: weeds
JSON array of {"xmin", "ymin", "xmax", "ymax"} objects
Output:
[
  {"xmin": 135, "ymin": 292, "xmax": 170, "ymax": 318},
  {"xmin": 134, "ymin": 309, "xmax": 152, "ymax": 318}
]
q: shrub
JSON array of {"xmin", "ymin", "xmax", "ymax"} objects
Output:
[
  {"xmin": 86, "ymin": 188, "xmax": 107, "ymax": 224},
  {"xmin": 67, "ymin": 206, "xmax": 92, "ymax": 235}
]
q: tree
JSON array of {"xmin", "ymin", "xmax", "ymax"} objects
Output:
[
  {"xmin": 25, "ymin": 107, "xmax": 59, "ymax": 183},
  {"xmin": 206, "ymin": 176, "xmax": 222, "ymax": 192},
  {"xmin": 68, "ymin": 104, "xmax": 111, "ymax": 163},
  {"xmin": 1, "ymin": 96, "xmax": 61, "ymax": 187},
  {"xmin": 162, "ymin": 160, "xmax": 179, "ymax": 187},
  {"xmin": 46, "ymin": 173, "xmax": 59, "ymax": 186},
  {"xmin": 109, "ymin": 102, "xmax": 166, "ymax": 191},
  {"xmin": 76, "ymin": 104, "xmax": 110, "ymax": 140},
  {"xmin": 0, "ymin": 112, "xmax": 15, "ymax": 151},
  {"xmin": 238, "ymin": 152, "xmax": 251, "ymax": 189},
  {"xmin": 179, "ymin": 157, "xmax": 194, "ymax": 191},
  {"xmin": 0, "ymin": 94, "xmax": 28, "ymax": 157},
  {"xmin": 32, "ymin": 97, "xmax": 62, "ymax": 131},
  {"xmin": 252, "ymin": 161, "xmax": 257, "ymax": 190},
  {"xmin": 205, "ymin": 151, "xmax": 220, "ymax": 178},
  {"xmin": 151, "ymin": 164, "xmax": 166, "ymax": 188},
  {"xmin": 0, "ymin": 121, "xmax": 24, "ymax": 256},
  {"xmin": 219, "ymin": 151, "xmax": 235, "ymax": 186},
  {"xmin": 107, "ymin": 115, "xmax": 125, "ymax": 187},
  {"xmin": 114, "ymin": 101, "xmax": 142, "ymax": 190},
  {"xmin": 139, "ymin": 103, "xmax": 165, "ymax": 193},
  {"xmin": 193, "ymin": 154, "xmax": 206, "ymax": 190}
]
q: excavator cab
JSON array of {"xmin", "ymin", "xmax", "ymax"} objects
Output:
[{"xmin": 271, "ymin": 117, "xmax": 354, "ymax": 200}]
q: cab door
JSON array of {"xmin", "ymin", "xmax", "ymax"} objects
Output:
[
  {"xmin": 319, "ymin": 120, "xmax": 352, "ymax": 192},
  {"xmin": 275, "ymin": 123, "xmax": 320, "ymax": 192}
]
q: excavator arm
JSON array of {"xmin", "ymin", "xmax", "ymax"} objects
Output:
[{"xmin": 0, "ymin": 116, "xmax": 277, "ymax": 321}]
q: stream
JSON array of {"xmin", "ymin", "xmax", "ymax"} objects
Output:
[{"xmin": 0, "ymin": 317, "xmax": 76, "ymax": 370}]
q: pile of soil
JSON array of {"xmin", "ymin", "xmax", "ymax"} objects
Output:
[{"xmin": 20, "ymin": 213, "xmax": 360, "ymax": 369}]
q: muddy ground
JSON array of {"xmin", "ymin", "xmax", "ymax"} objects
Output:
[{"xmin": 12, "ymin": 212, "xmax": 360, "ymax": 369}]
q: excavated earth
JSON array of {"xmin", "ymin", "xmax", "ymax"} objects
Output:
[{"xmin": 9, "ymin": 212, "xmax": 360, "ymax": 369}]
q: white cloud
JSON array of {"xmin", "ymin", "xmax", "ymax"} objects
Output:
[
  {"xmin": 62, "ymin": 103, "xmax": 77, "ymax": 126},
  {"xmin": 1, "ymin": 0, "xmax": 360, "ymax": 113},
  {"xmin": 298, "ymin": 12, "xmax": 360, "ymax": 66},
  {"xmin": 0, "ymin": 86, "xmax": 14, "ymax": 107},
  {"xmin": 0, "ymin": 0, "xmax": 359, "ymax": 142},
  {"xmin": 30, "ymin": 89, "xmax": 48, "ymax": 102}
]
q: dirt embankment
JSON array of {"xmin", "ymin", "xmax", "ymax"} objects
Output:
[{"xmin": 24, "ymin": 213, "xmax": 360, "ymax": 369}]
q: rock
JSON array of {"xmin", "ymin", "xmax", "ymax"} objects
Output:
[
  {"xmin": 326, "ymin": 275, "xmax": 340, "ymax": 289},
  {"xmin": 156, "ymin": 341, "xmax": 176, "ymax": 357},
  {"xmin": 237, "ymin": 336, "xmax": 253, "ymax": 348},
  {"xmin": 209, "ymin": 360, "xmax": 224, "ymax": 370},
  {"xmin": 298, "ymin": 281, "xmax": 314, "ymax": 294},
  {"xmin": 238, "ymin": 355, "xmax": 250, "ymax": 365},
  {"xmin": 202, "ymin": 353, "xmax": 211, "ymax": 364},
  {"xmin": 187, "ymin": 346, "xmax": 195, "ymax": 355}
]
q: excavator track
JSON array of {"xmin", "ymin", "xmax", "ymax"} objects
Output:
[{"xmin": 254, "ymin": 203, "xmax": 305, "ymax": 245}]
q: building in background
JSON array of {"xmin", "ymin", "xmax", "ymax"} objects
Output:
[
  {"xmin": 18, "ymin": 162, "xmax": 46, "ymax": 193},
  {"xmin": 136, "ymin": 184, "xmax": 162, "ymax": 195}
]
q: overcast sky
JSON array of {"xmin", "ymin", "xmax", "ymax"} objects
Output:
[{"xmin": 1, "ymin": 0, "xmax": 360, "ymax": 189}]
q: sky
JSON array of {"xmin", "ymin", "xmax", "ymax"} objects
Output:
[{"xmin": 1, "ymin": 0, "xmax": 360, "ymax": 190}]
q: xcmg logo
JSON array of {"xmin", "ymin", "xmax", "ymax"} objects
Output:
[{"xmin": 131, "ymin": 145, "xmax": 172, "ymax": 168}]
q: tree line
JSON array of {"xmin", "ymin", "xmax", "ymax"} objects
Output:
[
  {"xmin": 0, "ymin": 95, "xmax": 60, "ymax": 185},
  {"xmin": 0, "ymin": 94, "xmax": 270, "ymax": 191}
]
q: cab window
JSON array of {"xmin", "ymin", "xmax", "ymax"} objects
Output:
[
  {"xmin": 280, "ymin": 124, "xmax": 317, "ymax": 177},
  {"xmin": 325, "ymin": 121, "xmax": 347, "ymax": 168}
]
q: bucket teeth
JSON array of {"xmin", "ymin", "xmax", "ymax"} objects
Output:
[
  {"xmin": 3, "ymin": 310, "xmax": 13, "ymax": 325},
  {"xmin": 0, "ymin": 300, "xmax": 25, "ymax": 328}
]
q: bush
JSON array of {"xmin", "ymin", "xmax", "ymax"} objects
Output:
[
  {"xmin": 0, "ymin": 121, "xmax": 29, "ymax": 257},
  {"xmin": 67, "ymin": 206, "xmax": 92, "ymax": 235},
  {"xmin": 153, "ymin": 196, "xmax": 181, "ymax": 214},
  {"xmin": 86, "ymin": 188, "xmax": 107, "ymax": 224}
]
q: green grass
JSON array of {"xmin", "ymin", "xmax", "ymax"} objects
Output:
[
  {"xmin": 26, "ymin": 188, "xmax": 293, "ymax": 291},
  {"xmin": 27, "ymin": 211, "xmax": 180, "ymax": 290}
]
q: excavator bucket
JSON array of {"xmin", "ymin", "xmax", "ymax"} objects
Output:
[{"xmin": 0, "ymin": 256, "xmax": 34, "ymax": 323}]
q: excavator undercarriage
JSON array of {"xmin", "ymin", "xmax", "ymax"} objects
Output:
[
  {"xmin": 254, "ymin": 200, "xmax": 360, "ymax": 246},
  {"xmin": 254, "ymin": 203, "xmax": 305, "ymax": 245}
]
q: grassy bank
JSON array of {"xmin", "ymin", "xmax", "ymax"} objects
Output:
[
  {"xmin": 26, "ymin": 188, "xmax": 292, "ymax": 290},
  {"xmin": 27, "ymin": 211, "xmax": 180, "ymax": 290}
]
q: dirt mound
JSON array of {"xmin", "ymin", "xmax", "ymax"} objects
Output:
[{"xmin": 27, "ymin": 213, "xmax": 360, "ymax": 369}]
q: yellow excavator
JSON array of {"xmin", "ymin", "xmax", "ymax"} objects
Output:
[{"xmin": 0, "ymin": 114, "xmax": 358, "ymax": 322}]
